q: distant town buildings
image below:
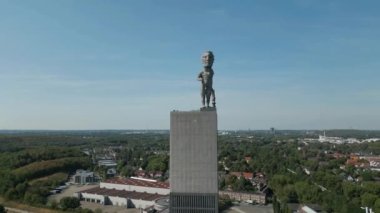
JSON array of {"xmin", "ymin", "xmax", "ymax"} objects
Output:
[
  {"xmin": 219, "ymin": 191, "xmax": 266, "ymax": 204},
  {"xmin": 360, "ymin": 156, "xmax": 380, "ymax": 171},
  {"xmin": 302, "ymin": 132, "xmax": 380, "ymax": 144},
  {"xmin": 343, "ymin": 154, "xmax": 380, "ymax": 171},
  {"xmin": 318, "ymin": 132, "xmax": 360, "ymax": 144},
  {"xmin": 135, "ymin": 169, "xmax": 164, "ymax": 179}
]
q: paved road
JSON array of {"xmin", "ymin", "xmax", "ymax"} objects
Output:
[
  {"xmin": 80, "ymin": 202, "xmax": 140, "ymax": 213},
  {"xmin": 5, "ymin": 207, "xmax": 30, "ymax": 213}
]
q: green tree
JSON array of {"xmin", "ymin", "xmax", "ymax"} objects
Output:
[
  {"xmin": 218, "ymin": 195, "xmax": 233, "ymax": 211},
  {"xmin": 219, "ymin": 178, "xmax": 226, "ymax": 189},
  {"xmin": 270, "ymin": 174, "xmax": 292, "ymax": 191},
  {"xmin": 360, "ymin": 170, "xmax": 374, "ymax": 181},
  {"xmin": 361, "ymin": 193, "xmax": 377, "ymax": 208},
  {"xmin": 232, "ymin": 177, "xmax": 254, "ymax": 192},
  {"xmin": 94, "ymin": 208, "xmax": 103, "ymax": 213},
  {"xmin": 225, "ymin": 175, "xmax": 237, "ymax": 187},
  {"xmin": 362, "ymin": 182, "xmax": 380, "ymax": 195},
  {"xmin": 0, "ymin": 204, "xmax": 5, "ymax": 213},
  {"xmin": 95, "ymin": 166, "xmax": 108, "ymax": 180},
  {"xmin": 60, "ymin": 197, "xmax": 80, "ymax": 210},
  {"xmin": 146, "ymin": 155, "xmax": 168, "ymax": 172},
  {"xmin": 23, "ymin": 191, "xmax": 47, "ymax": 205},
  {"xmin": 5, "ymin": 188, "xmax": 18, "ymax": 200},
  {"xmin": 342, "ymin": 182, "xmax": 361, "ymax": 199},
  {"xmin": 48, "ymin": 199, "xmax": 59, "ymax": 209},
  {"xmin": 15, "ymin": 182, "xmax": 28, "ymax": 197},
  {"xmin": 0, "ymin": 172, "xmax": 15, "ymax": 195},
  {"xmin": 294, "ymin": 181, "xmax": 319, "ymax": 203},
  {"xmin": 374, "ymin": 198, "xmax": 380, "ymax": 213},
  {"xmin": 120, "ymin": 165, "xmax": 135, "ymax": 177},
  {"xmin": 283, "ymin": 185, "xmax": 298, "ymax": 203}
]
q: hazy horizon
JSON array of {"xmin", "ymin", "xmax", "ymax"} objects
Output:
[{"xmin": 1, "ymin": 128, "xmax": 380, "ymax": 132}]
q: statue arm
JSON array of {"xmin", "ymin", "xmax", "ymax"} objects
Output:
[{"xmin": 197, "ymin": 72, "xmax": 203, "ymax": 81}]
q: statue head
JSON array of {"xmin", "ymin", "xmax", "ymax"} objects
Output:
[{"xmin": 202, "ymin": 51, "xmax": 214, "ymax": 68}]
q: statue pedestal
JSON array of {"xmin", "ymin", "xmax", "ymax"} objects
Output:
[
  {"xmin": 200, "ymin": 106, "xmax": 216, "ymax": 111},
  {"xmin": 169, "ymin": 109, "xmax": 218, "ymax": 212}
]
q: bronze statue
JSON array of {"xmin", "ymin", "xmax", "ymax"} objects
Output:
[{"xmin": 198, "ymin": 51, "xmax": 216, "ymax": 108}]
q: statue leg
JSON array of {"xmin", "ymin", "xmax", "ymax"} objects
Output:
[
  {"xmin": 201, "ymin": 88, "xmax": 206, "ymax": 107},
  {"xmin": 206, "ymin": 90, "xmax": 211, "ymax": 107},
  {"xmin": 211, "ymin": 89, "xmax": 216, "ymax": 107}
]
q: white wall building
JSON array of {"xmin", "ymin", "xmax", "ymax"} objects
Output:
[
  {"xmin": 76, "ymin": 177, "xmax": 169, "ymax": 210},
  {"xmin": 100, "ymin": 177, "xmax": 170, "ymax": 195}
]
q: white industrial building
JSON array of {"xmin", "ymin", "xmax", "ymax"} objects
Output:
[
  {"xmin": 101, "ymin": 177, "xmax": 170, "ymax": 195},
  {"xmin": 75, "ymin": 177, "xmax": 169, "ymax": 210},
  {"xmin": 98, "ymin": 159, "xmax": 117, "ymax": 167},
  {"xmin": 72, "ymin": 169, "xmax": 98, "ymax": 185}
]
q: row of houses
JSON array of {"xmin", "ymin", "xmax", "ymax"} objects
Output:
[
  {"xmin": 135, "ymin": 169, "xmax": 164, "ymax": 179},
  {"xmin": 219, "ymin": 191, "xmax": 266, "ymax": 205},
  {"xmin": 345, "ymin": 154, "xmax": 380, "ymax": 171}
]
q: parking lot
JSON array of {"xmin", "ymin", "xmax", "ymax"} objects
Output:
[{"xmin": 48, "ymin": 184, "xmax": 98, "ymax": 202}]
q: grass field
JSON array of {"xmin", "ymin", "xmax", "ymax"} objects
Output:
[
  {"xmin": 0, "ymin": 196, "xmax": 62, "ymax": 213},
  {"xmin": 29, "ymin": 172, "xmax": 68, "ymax": 186}
]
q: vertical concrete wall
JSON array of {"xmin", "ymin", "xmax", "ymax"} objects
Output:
[
  {"xmin": 80, "ymin": 193, "xmax": 106, "ymax": 204},
  {"xmin": 108, "ymin": 196, "xmax": 128, "ymax": 207},
  {"xmin": 170, "ymin": 110, "xmax": 218, "ymax": 194}
]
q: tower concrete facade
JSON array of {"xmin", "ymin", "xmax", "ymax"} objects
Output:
[{"xmin": 169, "ymin": 109, "xmax": 218, "ymax": 212}]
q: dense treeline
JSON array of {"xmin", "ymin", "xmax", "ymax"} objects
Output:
[
  {"xmin": 117, "ymin": 146, "xmax": 169, "ymax": 180},
  {"xmin": 217, "ymin": 137, "xmax": 380, "ymax": 212},
  {"xmin": 12, "ymin": 157, "xmax": 91, "ymax": 181},
  {"xmin": 322, "ymin": 129, "xmax": 380, "ymax": 139},
  {"xmin": 0, "ymin": 146, "xmax": 91, "ymax": 208},
  {"xmin": 0, "ymin": 132, "xmax": 169, "ymax": 151},
  {"xmin": 0, "ymin": 132, "xmax": 169, "ymax": 212},
  {"xmin": 0, "ymin": 135, "xmax": 94, "ymax": 151},
  {"xmin": 0, "ymin": 157, "xmax": 91, "ymax": 206},
  {"xmin": 0, "ymin": 147, "xmax": 86, "ymax": 169}
]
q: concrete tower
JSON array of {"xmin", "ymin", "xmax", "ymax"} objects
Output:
[{"xmin": 169, "ymin": 109, "xmax": 218, "ymax": 212}]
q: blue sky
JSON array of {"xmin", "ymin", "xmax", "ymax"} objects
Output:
[{"xmin": 0, "ymin": 0, "xmax": 379, "ymax": 130}]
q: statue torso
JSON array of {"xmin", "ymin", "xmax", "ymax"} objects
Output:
[{"xmin": 199, "ymin": 69, "xmax": 214, "ymax": 88}]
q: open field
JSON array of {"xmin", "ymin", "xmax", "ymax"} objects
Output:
[
  {"xmin": 29, "ymin": 172, "xmax": 68, "ymax": 186},
  {"xmin": 0, "ymin": 197, "xmax": 61, "ymax": 213}
]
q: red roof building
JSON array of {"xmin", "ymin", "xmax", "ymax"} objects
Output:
[
  {"xmin": 230, "ymin": 172, "xmax": 254, "ymax": 180},
  {"xmin": 103, "ymin": 177, "xmax": 170, "ymax": 189},
  {"xmin": 244, "ymin": 156, "xmax": 252, "ymax": 163}
]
